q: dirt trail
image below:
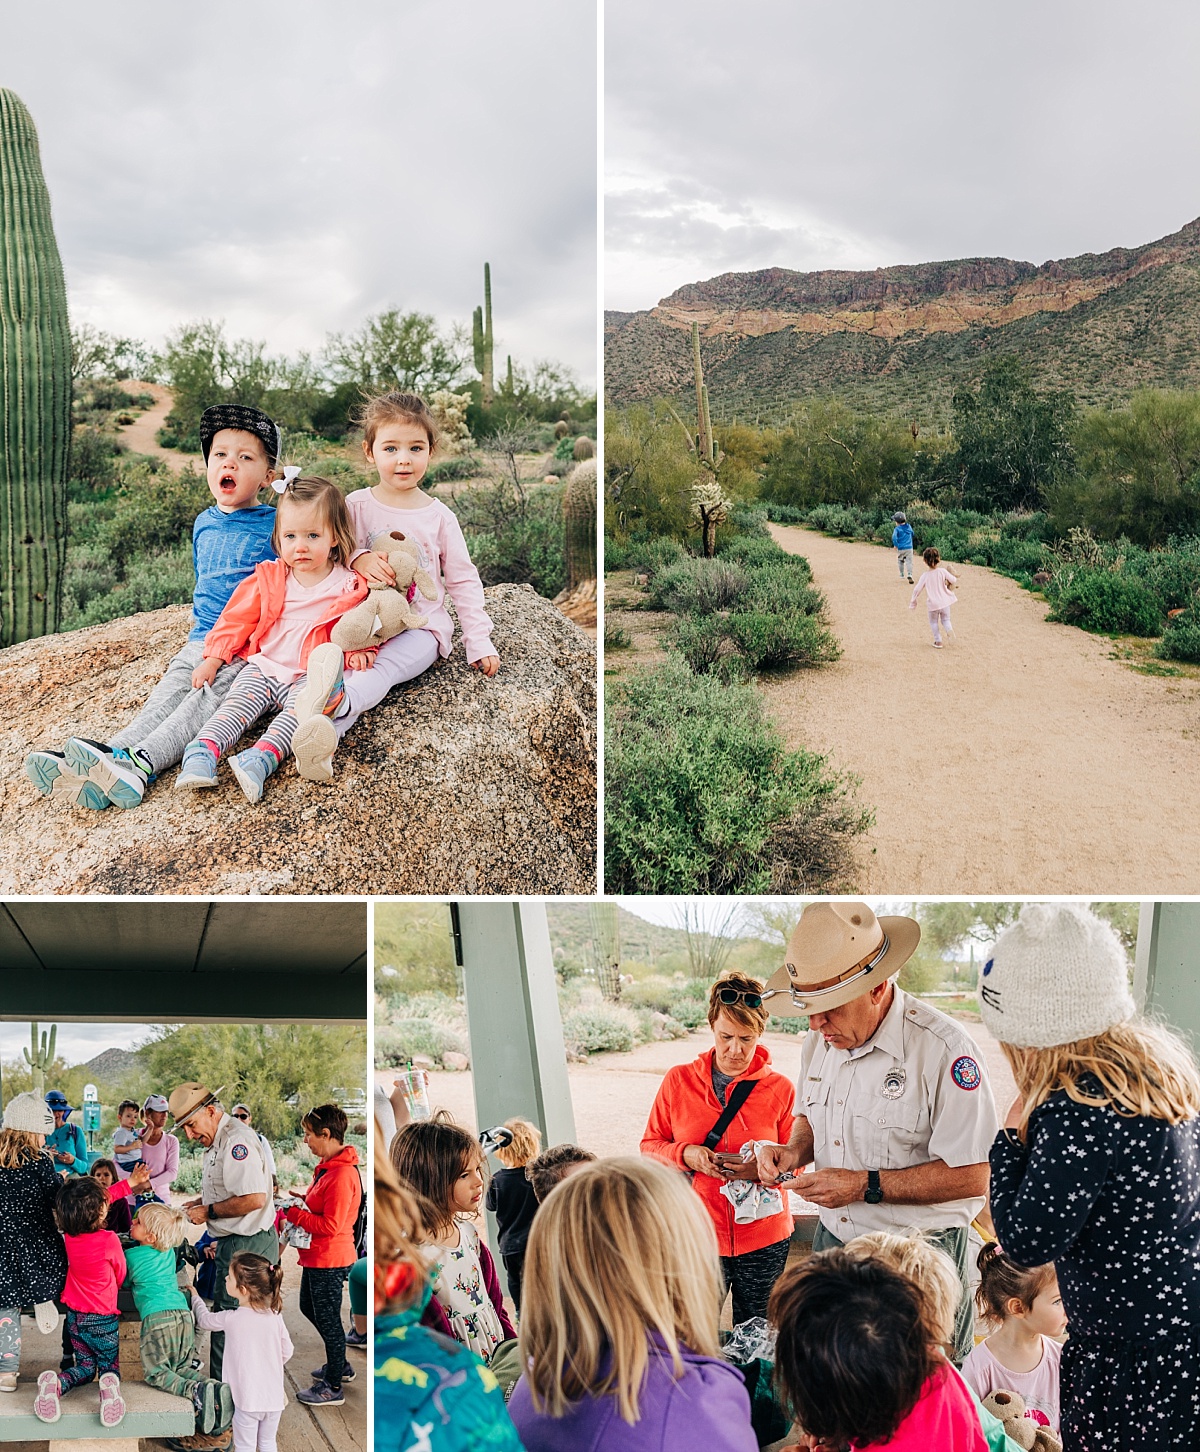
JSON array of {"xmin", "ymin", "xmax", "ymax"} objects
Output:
[
  {"xmin": 116, "ymin": 381, "xmax": 199, "ymax": 469},
  {"xmin": 765, "ymin": 524, "xmax": 1200, "ymax": 893}
]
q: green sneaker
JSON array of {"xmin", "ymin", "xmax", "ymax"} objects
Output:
[
  {"xmin": 25, "ymin": 750, "xmax": 107, "ymax": 809},
  {"xmin": 63, "ymin": 737, "xmax": 146, "ymax": 810}
]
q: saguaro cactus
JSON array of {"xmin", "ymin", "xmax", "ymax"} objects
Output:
[
  {"xmin": 472, "ymin": 262, "xmax": 495, "ymax": 407},
  {"xmin": 23, "ymin": 1021, "xmax": 57, "ymax": 1095},
  {"xmin": 0, "ymin": 90, "xmax": 71, "ymax": 645},
  {"xmin": 589, "ymin": 900, "xmax": 621, "ymax": 1004},
  {"xmin": 563, "ymin": 457, "xmax": 597, "ymax": 589}
]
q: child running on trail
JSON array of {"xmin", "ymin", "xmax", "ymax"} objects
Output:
[
  {"xmin": 960, "ymin": 1243, "xmax": 1065, "ymax": 1440},
  {"xmin": 910, "ymin": 545, "xmax": 958, "ymax": 648},
  {"xmin": 25, "ymin": 405, "xmax": 281, "ymax": 810},
  {"xmin": 175, "ymin": 475, "xmax": 369, "ymax": 803},
  {"xmin": 389, "ymin": 1114, "xmax": 515, "ymax": 1364},
  {"xmin": 290, "ymin": 391, "xmax": 499, "ymax": 784},
  {"xmin": 892, "ymin": 511, "xmax": 915, "ymax": 582},
  {"xmin": 190, "ymin": 1253, "xmax": 292, "ymax": 1452}
]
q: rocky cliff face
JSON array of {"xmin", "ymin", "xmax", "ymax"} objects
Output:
[
  {"xmin": 0, "ymin": 584, "xmax": 596, "ymax": 894},
  {"xmin": 606, "ymin": 217, "xmax": 1200, "ymax": 415}
]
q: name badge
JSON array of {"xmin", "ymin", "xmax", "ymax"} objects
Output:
[{"xmin": 882, "ymin": 1067, "xmax": 906, "ymax": 1100}]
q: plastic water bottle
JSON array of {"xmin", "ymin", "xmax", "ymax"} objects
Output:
[{"xmin": 401, "ymin": 1061, "xmax": 431, "ymax": 1122}]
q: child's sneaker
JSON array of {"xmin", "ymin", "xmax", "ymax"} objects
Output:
[
  {"xmin": 34, "ymin": 1301, "xmax": 59, "ymax": 1334},
  {"xmin": 292, "ymin": 716, "xmax": 338, "ymax": 783},
  {"xmin": 24, "ymin": 749, "xmax": 106, "ymax": 809},
  {"xmin": 98, "ymin": 1372, "xmax": 125, "ymax": 1427},
  {"xmin": 63, "ymin": 737, "xmax": 147, "ymax": 810},
  {"xmin": 176, "ymin": 742, "xmax": 219, "ymax": 790},
  {"xmin": 294, "ymin": 643, "xmax": 346, "ymax": 722},
  {"xmin": 0, "ymin": 1372, "xmax": 16, "ymax": 1393},
  {"xmin": 229, "ymin": 748, "xmax": 278, "ymax": 804},
  {"xmin": 33, "ymin": 1370, "xmax": 61, "ymax": 1423}
]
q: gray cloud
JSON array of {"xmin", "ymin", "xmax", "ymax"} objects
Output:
[
  {"xmin": 606, "ymin": 0, "xmax": 1200, "ymax": 309},
  {"xmin": 3, "ymin": 0, "xmax": 596, "ymax": 384}
]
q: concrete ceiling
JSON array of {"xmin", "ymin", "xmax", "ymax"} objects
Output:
[{"xmin": 0, "ymin": 901, "xmax": 367, "ymax": 1022}]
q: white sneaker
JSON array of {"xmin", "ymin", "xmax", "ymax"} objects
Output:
[
  {"xmin": 0, "ymin": 1372, "xmax": 17, "ymax": 1393},
  {"xmin": 34, "ymin": 1301, "xmax": 58, "ymax": 1334},
  {"xmin": 293, "ymin": 716, "xmax": 338, "ymax": 783}
]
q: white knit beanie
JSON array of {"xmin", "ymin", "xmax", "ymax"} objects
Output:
[
  {"xmin": 2, "ymin": 1090, "xmax": 55, "ymax": 1134},
  {"xmin": 979, "ymin": 902, "xmax": 1136, "ymax": 1048}
]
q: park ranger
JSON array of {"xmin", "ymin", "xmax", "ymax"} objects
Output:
[
  {"xmin": 168, "ymin": 1082, "xmax": 278, "ymax": 1382},
  {"xmin": 756, "ymin": 902, "xmax": 998, "ymax": 1360}
]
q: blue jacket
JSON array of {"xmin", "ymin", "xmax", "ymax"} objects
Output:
[
  {"xmin": 46, "ymin": 1122, "xmax": 89, "ymax": 1176},
  {"xmin": 892, "ymin": 522, "xmax": 914, "ymax": 550}
]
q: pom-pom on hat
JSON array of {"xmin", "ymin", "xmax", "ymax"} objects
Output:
[
  {"xmin": 979, "ymin": 902, "xmax": 1136, "ymax": 1049},
  {"xmin": 3, "ymin": 1091, "xmax": 55, "ymax": 1133}
]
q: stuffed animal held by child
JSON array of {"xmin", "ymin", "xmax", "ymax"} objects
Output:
[
  {"xmin": 330, "ymin": 530, "xmax": 438, "ymax": 652},
  {"xmin": 981, "ymin": 1391, "xmax": 1063, "ymax": 1452}
]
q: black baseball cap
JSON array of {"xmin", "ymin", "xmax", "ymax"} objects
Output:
[{"xmin": 199, "ymin": 404, "xmax": 282, "ymax": 467}]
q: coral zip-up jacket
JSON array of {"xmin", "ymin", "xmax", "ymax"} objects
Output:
[
  {"xmin": 202, "ymin": 559, "xmax": 368, "ymax": 670},
  {"xmin": 284, "ymin": 1145, "xmax": 363, "ymax": 1268},
  {"xmin": 641, "ymin": 1044, "xmax": 796, "ymax": 1257}
]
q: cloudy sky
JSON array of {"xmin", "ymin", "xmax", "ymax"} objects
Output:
[
  {"xmin": 3, "ymin": 1, "xmax": 596, "ymax": 384},
  {"xmin": 0, "ymin": 1023, "xmax": 157, "ymax": 1070},
  {"xmin": 606, "ymin": 0, "xmax": 1200, "ymax": 310}
]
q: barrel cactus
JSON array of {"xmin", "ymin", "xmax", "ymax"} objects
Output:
[
  {"xmin": 572, "ymin": 435, "xmax": 595, "ymax": 461},
  {"xmin": 563, "ymin": 457, "xmax": 597, "ymax": 588},
  {"xmin": 0, "ymin": 89, "xmax": 71, "ymax": 646}
]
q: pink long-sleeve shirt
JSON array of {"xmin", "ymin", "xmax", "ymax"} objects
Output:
[
  {"xmin": 910, "ymin": 565, "xmax": 958, "ymax": 611},
  {"xmin": 63, "ymin": 1230, "xmax": 125, "ymax": 1315},
  {"xmin": 140, "ymin": 1130, "xmax": 180, "ymax": 1200},
  {"xmin": 191, "ymin": 1294, "xmax": 293, "ymax": 1415},
  {"xmin": 345, "ymin": 489, "xmax": 496, "ymax": 664}
]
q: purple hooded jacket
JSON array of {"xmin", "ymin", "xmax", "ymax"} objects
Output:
[{"xmin": 508, "ymin": 1336, "xmax": 757, "ymax": 1452}]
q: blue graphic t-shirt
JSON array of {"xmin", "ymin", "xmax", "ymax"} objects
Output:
[{"xmin": 190, "ymin": 505, "xmax": 278, "ymax": 642}]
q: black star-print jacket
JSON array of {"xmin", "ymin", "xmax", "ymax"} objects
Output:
[
  {"xmin": 990, "ymin": 1076, "xmax": 1200, "ymax": 1340},
  {"xmin": 0, "ymin": 1152, "xmax": 69, "ymax": 1306}
]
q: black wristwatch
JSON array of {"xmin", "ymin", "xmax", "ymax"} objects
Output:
[{"xmin": 864, "ymin": 1169, "xmax": 884, "ymax": 1204}]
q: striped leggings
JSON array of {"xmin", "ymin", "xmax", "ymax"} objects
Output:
[{"xmin": 199, "ymin": 663, "xmax": 303, "ymax": 760}]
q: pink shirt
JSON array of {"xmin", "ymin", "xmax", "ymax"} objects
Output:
[
  {"xmin": 191, "ymin": 1295, "xmax": 293, "ymax": 1415},
  {"xmin": 252, "ymin": 565, "xmax": 357, "ymax": 683},
  {"xmin": 855, "ymin": 1364, "xmax": 988, "ymax": 1450},
  {"xmin": 62, "ymin": 1230, "xmax": 125, "ymax": 1315},
  {"xmin": 141, "ymin": 1131, "xmax": 180, "ymax": 1200},
  {"xmin": 961, "ymin": 1336, "xmax": 1062, "ymax": 1433},
  {"xmin": 345, "ymin": 489, "xmax": 496, "ymax": 663},
  {"xmin": 910, "ymin": 565, "xmax": 958, "ymax": 611}
]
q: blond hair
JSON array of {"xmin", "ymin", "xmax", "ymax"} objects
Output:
[
  {"xmin": 0, "ymin": 1129, "xmax": 43, "ymax": 1170},
  {"xmin": 134, "ymin": 1202, "xmax": 187, "ymax": 1252},
  {"xmin": 1003, "ymin": 1018, "xmax": 1200, "ymax": 1140},
  {"xmin": 496, "ymin": 1117, "xmax": 542, "ymax": 1170},
  {"xmin": 519, "ymin": 1157, "xmax": 722, "ymax": 1425},
  {"xmin": 708, "ymin": 972, "xmax": 769, "ymax": 1036},
  {"xmin": 844, "ymin": 1230, "xmax": 960, "ymax": 1349},
  {"xmin": 272, "ymin": 475, "xmax": 358, "ymax": 567}
]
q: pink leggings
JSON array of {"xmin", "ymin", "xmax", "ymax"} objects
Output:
[{"xmin": 928, "ymin": 608, "xmax": 952, "ymax": 644}]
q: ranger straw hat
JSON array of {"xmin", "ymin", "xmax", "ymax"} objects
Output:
[
  {"xmin": 764, "ymin": 901, "xmax": 921, "ymax": 1015},
  {"xmin": 168, "ymin": 1082, "xmax": 225, "ymax": 1129}
]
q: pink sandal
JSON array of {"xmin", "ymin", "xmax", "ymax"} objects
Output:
[
  {"xmin": 33, "ymin": 1370, "xmax": 61, "ymax": 1423},
  {"xmin": 99, "ymin": 1372, "xmax": 125, "ymax": 1427}
]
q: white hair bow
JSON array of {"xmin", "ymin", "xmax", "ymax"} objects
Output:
[{"xmin": 272, "ymin": 465, "xmax": 301, "ymax": 494}]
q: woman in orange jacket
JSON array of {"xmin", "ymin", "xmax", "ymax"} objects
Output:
[
  {"xmin": 283, "ymin": 1104, "xmax": 363, "ymax": 1408},
  {"xmin": 641, "ymin": 973, "xmax": 796, "ymax": 1325}
]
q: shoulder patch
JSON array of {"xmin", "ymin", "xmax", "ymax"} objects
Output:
[
  {"xmin": 951, "ymin": 1056, "xmax": 982, "ymax": 1091},
  {"xmin": 230, "ymin": 1142, "xmax": 249, "ymax": 1160}
]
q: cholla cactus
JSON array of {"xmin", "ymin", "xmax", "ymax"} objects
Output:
[
  {"xmin": 563, "ymin": 458, "xmax": 597, "ymax": 588},
  {"xmin": 23, "ymin": 1022, "xmax": 57, "ymax": 1096},
  {"xmin": 692, "ymin": 477, "xmax": 733, "ymax": 558},
  {"xmin": 429, "ymin": 390, "xmax": 473, "ymax": 457},
  {"xmin": 0, "ymin": 89, "xmax": 71, "ymax": 645}
]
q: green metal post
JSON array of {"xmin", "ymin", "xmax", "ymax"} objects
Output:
[{"xmin": 1134, "ymin": 901, "xmax": 1200, "ymax": 1049}]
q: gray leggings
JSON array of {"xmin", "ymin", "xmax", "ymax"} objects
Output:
[
  {"xmin": 897, "ymin": 548, "xmax": 913, "ymax": 576},
  {"xmin": 0, "ymin": 1305, "xmax": 19, "ymax": 1375},
  {"xmin": 197, "ymin": 663, "xmax": 303, "ymax": 760},
  {"xmin": 108, "ymin": 639, "xmax": 246, "ymax": 774}
]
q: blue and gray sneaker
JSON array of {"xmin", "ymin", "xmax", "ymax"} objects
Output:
[
  {"xmin": 296, "ymin": 1380, "xmax": 344, "ymax": 1407},
  {"xmin": 175, "ymin": 742, "xmax": 219, "ymax": 790},
  {"xmin": 229, "ymin": 747, "xmax": 279, "ymax": 804},
  {"xmin": 24, "ymin": 749, "xmax": 107, "ymax": 809},
  {"xmin": 62, "ymin": 737, "xmax": 147, "ymax": 810}
]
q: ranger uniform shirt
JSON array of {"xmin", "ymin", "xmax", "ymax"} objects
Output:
[
  {"xmin": 201, "ymin": 1112, "xmax": 275, "ymax": 1238},
  {"xmin": 796, "ymin": 987, "xmax": 998, "ymax": 1239}
]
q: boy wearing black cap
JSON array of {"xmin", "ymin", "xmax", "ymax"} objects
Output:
[{"xmin": 25, "ymin": 406, "xmax": 281, "ymax": 811}]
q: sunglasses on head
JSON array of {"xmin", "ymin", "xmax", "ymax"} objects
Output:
[{"xmin": 717, "ymin": 986, "xmax": 763, "ymax": 1009}]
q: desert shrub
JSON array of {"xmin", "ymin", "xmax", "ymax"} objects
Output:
[
  {"xmin": 607, "ymin": 534, "xmax": 688, "ymax": 577},
  {"xmin": 61, "ymin": 545, "xmax": 194, "ymax": 631},
  {"xmin": 1047, "ymin": 568, "xmax": 1163, "ymax": 636},
  {"xmin": 561, "ymin": 1006, "xmax": 636, "ymax": 1056},
  {"xmin": 1155, "ymin": 610, "xmax": 1200, "ymax": 662},
  {"xmin": 719, "ymin": 535, "xmax": 792, "ymax": 569},
  {"xmin": 742, "ymin": 561, "xmax": 822, "ymax": 617},
  {"xmin": 426, "ymin": 455, "xmax": 481, "ymax": 485},
  {"xmin": 554, "ymin": 435, "xmax": 577, "ymax": 461},
  {"xmin": 605, "ymin": 659, "xmax": 869, "ymax": 893},
  {"xmin": 604, "ymin": 621, "xmax": 632, "ymax": 649},
  {"xmin": 375, "ymin": 1019, "xmax": 467, "ymax": 1067},
  {"xmin": 726, "ymin": 611, "xmax": 841, "ymax": 670},
  {"xmin": 768, "ymin": 1014, "xmax": 807, "ymax": 1035},
  {"xmin": 666, "ymin": 614, "xmax": 728, "ymax": 674},
  {"xmin": 763, "ymin": 502, "xmax": 810, "ymax": 524},
  {"xmin": 622, "ymin": 980, "xmax": 675, "ymax": 1015},
  {"xmin": 68, "ymin": 427, "xmax": 122, "ymax": 495},
  {"xmin": 649, "ymin": 557, "xmax": 749, "ymax": 614},
  {"xmin": 453, "ymin": 481, "xmax": 566, "ymax": 598},
  {"xmin": 666, "ymin": 988, "xmax": 709, "ymax": 1030},
  {"xmin": 99, "ymin": 463, "xmax": 212, "ymax": 575}
]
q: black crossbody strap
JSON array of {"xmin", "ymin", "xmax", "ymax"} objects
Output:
[{"xmin": 704, "ymin": 1078, "xmax": 757, "ymax": 1150}]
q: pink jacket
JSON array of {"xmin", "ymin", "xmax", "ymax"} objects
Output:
[
  {"xmin": 202, "ymin": 559, "xmax": 368, "ymax": 669},
  {"xmin": 911, "ymin": 565, "xmax": 958, "ymax": 611},
  {"xmin": 62, "ymin": 1229, "xmax": 125, "ymax": 1315}
]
